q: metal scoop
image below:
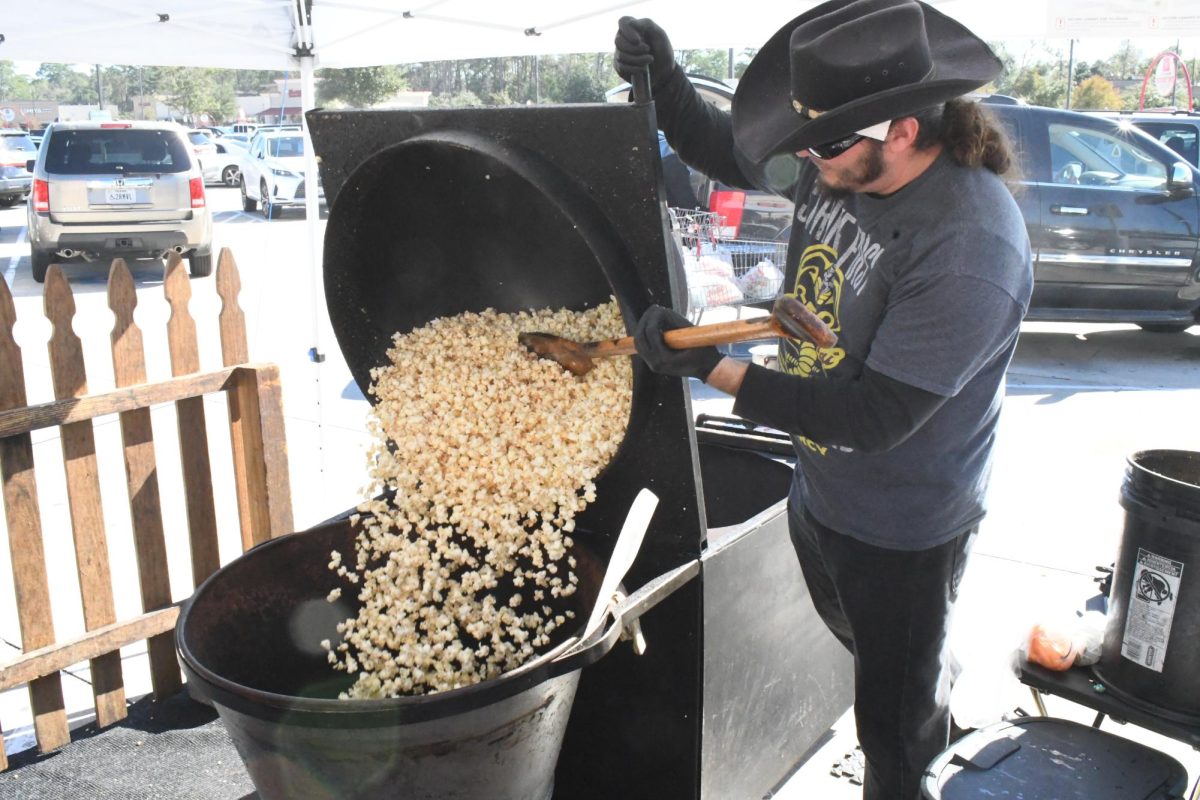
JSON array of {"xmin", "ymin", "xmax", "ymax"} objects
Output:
[{"xmin": 519, "ymin": 295, "xmax": 837, "ymax": 376}]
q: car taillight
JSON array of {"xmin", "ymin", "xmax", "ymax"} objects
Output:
[
  {"xmin": 100, "ymin": 123, "xmax": 133, "ymax": 128},
  {"xmin": 190, "ymin": 176, "xmax": 206, "ymax": 208},
  {"xmin": 710, "ymin": 190, "xmax": 746, "ymax": 239},
  {"xmin": 33, "ymin": 178, "xmax": 49, "ymax": 213}
]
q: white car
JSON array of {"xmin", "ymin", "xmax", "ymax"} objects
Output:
[
  {"xmin": 238, "ymin": 130, "xmax": 323, "ymax": 218},
  {"xmin": 212, "ymin": 138, "xmax": 247, "ymax": 186}
]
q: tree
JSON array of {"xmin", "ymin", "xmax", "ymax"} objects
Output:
[
  {"xmin": 36, "ymin": 63, "xmax": 94, "ymax": 104},
  {"xmin": 318, "ymin": 66, "xmax": 407, "ymax": 107},
  {"xmin": 1072, "ymin": 75, "xmax": 1124, "ymax": 110},
  {"xmin": 157, "ymin": 66, "xmax": 234, "ymax": 122}
]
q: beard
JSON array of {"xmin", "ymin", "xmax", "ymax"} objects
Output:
[{"xmin": 816, "ymin": 141, "xmax": 886, "ymax": 199}]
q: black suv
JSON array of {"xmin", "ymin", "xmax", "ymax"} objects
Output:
[
  {"xmin": 984, "ymin": 99, "xmax": 1199, "ymax": 332},
  {"xmin": 617, "ymin": 77, "xmax": 1200, "ymax": 332}
]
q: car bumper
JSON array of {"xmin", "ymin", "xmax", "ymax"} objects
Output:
[
  {"xmin": 27, "ymin": 212, "xmax": 213, "ymax": 260},
  {"xmin": 0, "ymin": 175, "xmax": 31, "ymax": 198},
  {"xmin": 271, "ymin": 175, "xmax": 326, "ymax": 206}
]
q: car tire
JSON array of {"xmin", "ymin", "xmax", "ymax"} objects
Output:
[
  {"xmin": 189, "ymin": 252, "xmax": 214, "ymax": 278},
  {"xmin": 261, "ymin": 181, "xmax": 274, "ymax": 219},
  {"xmin": 30, "ymin": 248, "xmax": 53, "ymax": 283},
  {"xmin": 240, "ymin": 177, "xmax": 257, "ymax": 212},
  {"xmin": 1138, "ymin": 322, "xmax": 1193, "ymax": 334},
  {"xmin": 222, "ymin": 165, "xmax": 240, "ymax": 187}
]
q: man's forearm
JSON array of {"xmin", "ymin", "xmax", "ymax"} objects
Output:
[{"xmin": 704, "ymin": 356, "xmax": 749, "ymax": 396}]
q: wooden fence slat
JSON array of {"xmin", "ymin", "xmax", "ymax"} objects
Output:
[
  {"xmin": 216, "ymin": 248, "xmax": 255, "ymax": 551},
  {"xmin": 0, "ymin": 606, "xmax": 180, "ymax": 692},
  {"xmin": 0, "ymin": 273, "xmax": 70, "ymax": 753},
  {"xmin": 0, "ymin": 366, "xmax": 249, "ymax": 439},
  {"xmin": 44, "ymin": 267, "xmax": 126, "ymax": 728},
  {"xmin": 107, "ymin": 259, "xmax": 180, "ymax": 699},
  {"xmin": 233, "ymin": 365, "xmax": 294, "ymax": 545},
  {"xmin": 164, "ymin": 255, "xmax": 220, "ymax": 585}
]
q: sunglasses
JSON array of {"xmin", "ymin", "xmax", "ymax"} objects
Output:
[
  {"xmin": 807, "ymin": 133, "xmax": 866, "ymax": 160},
  {"xmin": 805, "ymin": 120, "xmax": 893, "ymax": 160}
]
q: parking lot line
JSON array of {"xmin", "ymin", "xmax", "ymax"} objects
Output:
[{"xmin": 4, "ymin": 226, "xmax": 25, "ymax": 287}]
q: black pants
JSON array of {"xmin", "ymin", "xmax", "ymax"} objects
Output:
[{"xmin": 787, "ymin": 486, "xmax": 975, "ymax": 800}]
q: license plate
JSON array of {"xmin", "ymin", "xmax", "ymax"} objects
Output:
[{"xmin": 106, "ymin": 188, "xmax": 136, "ymax": 204}]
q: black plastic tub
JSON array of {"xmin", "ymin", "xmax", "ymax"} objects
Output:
[
  {"xmin": 176, "ymin": 517, "xmax": 617, "ymax": 800},
  {"xmin": 1096, "ymin": 449, "xmax": 1200, "ymax": 725}
]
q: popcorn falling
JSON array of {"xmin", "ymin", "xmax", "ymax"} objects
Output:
[{"xmin": 325, "ymin": 299, "xmax": 632, "ymax": 698}]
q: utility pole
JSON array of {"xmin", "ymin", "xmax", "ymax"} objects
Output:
[
  {"xmin": 728, "ymin": 48, "xmax": 735, "ymax": 82},
  {"xmin": 95, "ymin": 64, "xmax": 104, "ymax": 109},
  {"xmin": 1065, "ymin": 39, "xmax": 1075, "ymax": 110}
]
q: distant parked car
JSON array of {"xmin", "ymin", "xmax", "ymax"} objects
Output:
[
  {"xmin": 26, "ymin": 121, "xmax": 213, "ymax": 282},
  {"xmin": 239, "ymin": 129, "xmax": 323, "ymax": 218},
  {"xmin": 211, "ymin": 138, "xmax": 247, "ymax": 186},
  {"xmin": 187, "ymin": 128, "xmax": 220, "ymax": 184},
  {"xmin": 0, "ymin": 130, "xmax": 37, "ymax": 207}
]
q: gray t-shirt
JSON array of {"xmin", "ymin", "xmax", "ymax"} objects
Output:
[{"xmin": 742, "ymin": 152, "xmax": 1032, "ymax": 550}]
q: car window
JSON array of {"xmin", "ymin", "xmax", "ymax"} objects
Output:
[
  {"xmin": 268, "ymin": 137, "xmax": 304, "ymax": 157},
  {"xmin": 0, "ymin": 134, "xmax": 38, "ymax": 153},
  {"xmin": 188, "ymin": 131, "xmax": 212, "ymax": 146},
  {"xmin": 45, "ymin": 129, "xmax": 192, "ymax": 174},
  {"xmin": 1132, "ymin": 121, "xmax": 1198, "ymax": 164},
  {"xmin": 1048, "ymin": 123, "xmax": 1168, "ymax": 189}
]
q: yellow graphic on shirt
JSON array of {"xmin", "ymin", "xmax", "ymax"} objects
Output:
[{"xmin": 778, "ymin": 243, "xmax": 847, "ymax": 456}]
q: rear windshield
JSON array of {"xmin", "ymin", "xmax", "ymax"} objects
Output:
[
  {"xmin": 45, "ymin": 129, "xmax": 191, "ymax": 174},
  {"xmin": 188, "ymin": 131, "xmax": 211, "ymax": 146},
  {"xmin": 268, "ymin": 136, "xmax": 305, "ymax": 157},
  {"xmin": 0, "ymin": 134, "xmax": 37, "ymax": 153}
]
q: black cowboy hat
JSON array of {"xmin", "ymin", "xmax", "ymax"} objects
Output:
[{"xmin": 732, "ymin": 0, "xmax": 1002, "ymax": 162}]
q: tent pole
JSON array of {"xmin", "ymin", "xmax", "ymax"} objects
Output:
[{"xmin": 301, "ymin": 55, "xmax": 322, "ymax": 364}]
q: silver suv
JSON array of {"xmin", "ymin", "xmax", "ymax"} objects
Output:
[
  {"xmin": 1, "ymin": 130, "xmax": 37, "ymax": 207},
  {"xmin": 26, "ymin": 121, "xmax": 214, "ymax": 282}
]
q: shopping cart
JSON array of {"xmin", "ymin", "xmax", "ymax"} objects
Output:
[{"xmin": 669, "ymin": 208, "xmax": 788, "ymax": 322}]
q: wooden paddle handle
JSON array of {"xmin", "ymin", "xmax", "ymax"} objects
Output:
[{"xmin": 582, "ymin": 317, "xmax": 778, "ymax": 359}]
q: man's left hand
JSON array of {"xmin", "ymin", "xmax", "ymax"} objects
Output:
[{"xmin": 634, "ymin": 305, "xmax": 724, "ymax": 381}]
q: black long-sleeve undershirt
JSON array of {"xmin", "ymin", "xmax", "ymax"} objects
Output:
[{"xmin": 732, "ymin": 363, "xmax": 948, "ymax": 454}]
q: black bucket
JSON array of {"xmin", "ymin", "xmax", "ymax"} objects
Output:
[
  {"xmin": 176, "ymin": 517, "xmax": 618, "ymax": 800},
  {"xmin": 1095, "ymin": 449, "xmax": 1200, "ymax": 725}
]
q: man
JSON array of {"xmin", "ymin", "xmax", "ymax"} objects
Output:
[{"xmin": 614, "ymin": 2, "xmax": 1033, "ymax": 798}]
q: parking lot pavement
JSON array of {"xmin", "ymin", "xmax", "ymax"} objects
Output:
[{"xmin": 3, "ymin": 194, "xmax": 1200, "ymax": 794}]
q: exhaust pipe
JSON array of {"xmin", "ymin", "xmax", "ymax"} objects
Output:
[
  {"xmin": 57, "ymin": 248, "xmax": 77, "ymax": 259},
  {"xmin": 172, "ymin": 245, "xmax": 186, "ymax": 254}
]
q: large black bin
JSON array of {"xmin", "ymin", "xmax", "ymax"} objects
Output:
[{"xmin": 177, "ymin": 517, "xmax": 619, "ymax": 800}]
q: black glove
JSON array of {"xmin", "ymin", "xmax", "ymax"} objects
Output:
[
  {"xmin": 614, "ymin": 16, "xmax": 676, "ymax": 89},
  {"xmin": 634, "ymin": 305, "xmax": 724, "ymax": 381}
]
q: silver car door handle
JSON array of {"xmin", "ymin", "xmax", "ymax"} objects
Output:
[{"xmin": 1051, "ymin": 205, "xmax": 1089, "ymax": 216}]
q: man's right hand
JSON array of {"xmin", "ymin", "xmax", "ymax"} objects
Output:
[{"xmin": 614, "ymin": 17, "xmax": 676, "ymax": 89}]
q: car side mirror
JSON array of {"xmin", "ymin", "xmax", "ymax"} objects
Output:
[
  {"xmin": 1167, "ymin": 161, "xmax": 1196, "ymax": 197},
  {"xmin": 26, "ymin": 159, "xmax": 36, "ymax": 172}
]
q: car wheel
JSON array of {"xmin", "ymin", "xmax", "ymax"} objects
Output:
[
  {"xmin": 261, "ymin": 181, "xmax": 274, "ymax": 219},
  {"xmin": 189, "ymin": 252, "xmax": 213, "ymax": 278},
  {"xmin": 240, "ymin": 177, "xmax": 257, "ymax": 212},
  {"xmin": 1138, "ymin": 322, "xmax": 1193, "ymax": 334},
  {"xmin": 30, "ymin": 248, "xmax": 53, "ymax": 283},
  {"xmin": 222, "ymin": 165, "xmax": 240, "ymax": 187}
]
